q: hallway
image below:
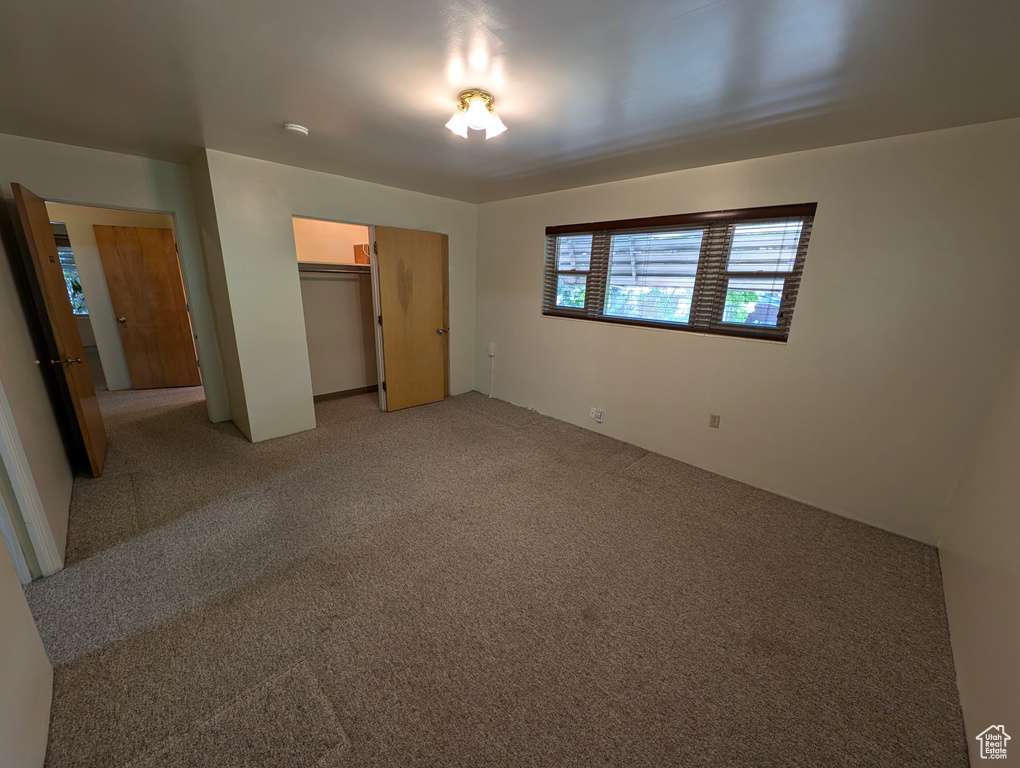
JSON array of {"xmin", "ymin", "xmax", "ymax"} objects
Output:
[{"xmin": 24, "ymin": 389, "xmax": 967, "ymax": 766}]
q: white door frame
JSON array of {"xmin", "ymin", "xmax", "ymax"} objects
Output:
[
  {"xmin": 0, "ymin": 483, "xmax": 32, "ymax": 585},
  {"xmin": 0, "ymin": 377, "xmax": 63, "ymax": 581}
]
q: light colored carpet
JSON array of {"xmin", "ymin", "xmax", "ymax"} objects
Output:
[{"xmin": 25, "ymin": 387, "xmax": 967, "ymax": 766}]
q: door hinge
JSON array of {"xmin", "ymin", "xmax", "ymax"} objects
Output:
[
  {"xmin": 377, "ymin": 315, "xmax": 383, "ymax": 327},
  {"xmin": 381, "ymin": 380, "xmax": 386, "ymax": 392},
  {"xmin": 373, "ymin": 241, "xmax": 378, "ymax": 255}
]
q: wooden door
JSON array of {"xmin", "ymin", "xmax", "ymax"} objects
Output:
[
  {"xmin": 375, "ymin": 226, "xmax": 449, "ymax": 411},
  {"xmin": 11, "ymin": 184, "xmax": 107, "ymax": 477},
  {"xmin": 94, "ymin": 226, "xmax": 201, "ymax": 389}
]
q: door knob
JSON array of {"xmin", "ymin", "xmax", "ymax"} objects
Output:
[
  {"xmin": 117, "ymin": 316, "xmax": 127, "ymax": 323},
  {"xmin": 436, "ymin": 327, "xmax": 450, "ymax": 334}
]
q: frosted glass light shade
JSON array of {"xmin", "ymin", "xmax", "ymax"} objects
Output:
[
  {"xmin": 464, "ymin": 96, "xmax": 491, "ymax": 130},
  {"xmin": 445, "ymin": 110, "xmax": 469, "ymax": 138},
  {"xmin": 485, "ymin": 112, "xmax": 507, "ymax": 140}
]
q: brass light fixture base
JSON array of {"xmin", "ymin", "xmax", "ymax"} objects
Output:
[{"xmin": 455, "ymin": 89, "xmax": 495, "ymax": 112}]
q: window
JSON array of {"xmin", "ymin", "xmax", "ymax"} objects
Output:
[
  {"xmin": 604, "ymin": 229, "xmax": 702, "ymax": 325},
  {"xmin": 52, "ymin": 223, "xmax": 88, "ymax": 315},
  {"xmin": 553, "ymin": 234, "xmax": 592, "ymax": 310},
  {"xmin": 542, "ymin": 203, "xmax": 816, "ymax": 341}
]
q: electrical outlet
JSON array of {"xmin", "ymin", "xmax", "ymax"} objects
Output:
[
  {"xmin": 595, "ymin": 409, "xmax": 604, "ymax": 424},
  {"xmin": 589, "ymin": 407, "xmax": 597, "ymax": 419},
  {"xmin": 709, "ymin": 413, "xmax": 721, "ymax": 428},
  {"xmin": 487, "ymin": 342, "xmax": 497, "ymax": 357}
]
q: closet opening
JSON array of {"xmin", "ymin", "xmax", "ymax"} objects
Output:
[
  {"xmin": 292, "ymin": 217, "xmax": 380, "ymax": 404},
  {"xmin": 293, "ymin": 216, "xmax": 451, "ymax": 414}
]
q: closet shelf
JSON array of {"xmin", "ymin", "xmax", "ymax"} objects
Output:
[{"xmin": 297, "ymin": 262, "xmax": 371, "ymax": 276}]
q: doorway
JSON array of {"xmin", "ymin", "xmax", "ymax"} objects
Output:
[
  {"xmin": 46, "ymin": 203, "xmax": 202, "ymax": 394},
  {"xmin": 293, "ymin": 218, "xmax": 378, "ymax": 401},
  {"xmin": 292, "ymin": 217, "xmax": 450, "ymax": 413},
  {"xmin": 5, "ymin": 185, "xmax": 221, "ymax": 582}
]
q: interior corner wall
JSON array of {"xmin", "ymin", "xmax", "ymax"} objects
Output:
[
  {"xmin": 0, "ymin": 529, "xmax": 52, "ymax": 768},
  {"xmin": 188, "ymin": 152, "xmax": 251, "ymax": 439},
  {"xmin": 474, "ymin": 118, "xmax": 1020, "ymax": 544},
  {"xmin": 200, "ymin": 149, "xmax": 477, "ymax": 442},
  {"xmin": 939, "ymin": 347, "xmax": 1020, "ymax": 764},
  {"xmin": 0, "ymin": 133, "xmax": 230, "ymax": 424},
  {"xmin": 0, "ymin": 211, "xmax": 72, "ymax": 563},
  {"xmin": 45, "ymin": 203, "xmax": 175, "ymax": 392}
]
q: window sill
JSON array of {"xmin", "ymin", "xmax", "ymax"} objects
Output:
[{"xmin": 541, "ymin": 310, "xmax": 789, "ymax": 345}]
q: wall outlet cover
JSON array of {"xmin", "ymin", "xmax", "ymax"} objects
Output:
[{"xmin": 709, "ymin": 414, "xmax": 721, "ymax": 428}]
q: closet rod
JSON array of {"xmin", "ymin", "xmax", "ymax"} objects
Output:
[{"xmin": 297, "ymin": 266, "xmax": 371, "ymax": 276}]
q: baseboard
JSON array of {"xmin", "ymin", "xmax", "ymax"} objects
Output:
[{"xmin": 313, "ymin": 385, "xmax": 379, "ymax": 403}]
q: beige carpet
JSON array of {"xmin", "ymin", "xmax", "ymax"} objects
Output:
[{"xmin": 24, "ymin": 387, "xmax": 967, "ymax": 766}]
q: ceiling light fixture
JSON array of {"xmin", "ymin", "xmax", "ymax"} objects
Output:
[
  {"xmin": 283, "ymin": 122, "xmax": 309, "ymax": 136},
  {"xmin": 445, "ymin": 89, "xmax": 507, "ymax": 140}
]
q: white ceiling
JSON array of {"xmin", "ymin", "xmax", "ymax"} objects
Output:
[{"xmin": 1, "ymin": 0, "xmax": 1017, "ymax": 202}]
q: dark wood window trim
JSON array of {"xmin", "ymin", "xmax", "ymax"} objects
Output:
[
  {"xmin": 545, "ymin": 203, "xmax": 816, "ymax": 237},
  {"xmin": 542, "ymin": 203, "xmax": 817, "ymax": 342}
]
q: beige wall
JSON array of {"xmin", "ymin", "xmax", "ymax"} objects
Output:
[
  {"xmin": 75, "ymin": 316, "xmax": 96, "ymax": 348},
  {"xmin": 0, "ymin": 209, "xmax": 72, "ymax": 563},
  {"xmin": 188, "ymin": 153, "xmax": 250, "ymax": 437},
  {"xmin": 475, "ymin": 118, "xmax": 1020, "ymax": 544},
  {"xmin": 197, "ymin": 149, "xmax": 477, "ymax": 442},
  {"xmin": 293, "ymin": 218, "xmax": 370, "ymax": 264},
  {"xmin": 940, "ymin": 349, "xmax": 1020, "ymax": 763},
  {"xmin": 0, "ymin": 538, "xmax": 52, "ymax": 768},
  {"xmin": 46, "ymin": 203, "xmax": 175, "ymax": 392},
  {"xmin": 300, "ymin": 274, "xmax": 377, "ymax": 397},
  {"xmin": 0, "ymin": 132, "xmax": 230, "ymax": 423}
]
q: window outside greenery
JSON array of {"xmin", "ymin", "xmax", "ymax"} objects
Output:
[
  {"xmin": 556, "ymin": 276, "xmax": 586, "ymax": 308},
  {"xmin": 603, "ymin": 229, "xmax": 702, "ymax": 324},
  {"xmin": 722, "ymin": 288, "xmax": 782, "ymax": 326},
  {"xmin": 605, "ymin": 285, "xmax": 693, "ymax": 324},
  {"xmin": 554, "ymin": 234, "xmax": 592, "ymax": 309},
  {"xmin": 57, "ymin": 246, "xmax": 88, "ymax": 315}
]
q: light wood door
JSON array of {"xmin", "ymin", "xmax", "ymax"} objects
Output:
[
  {"xmin": 375, "ymin": 226, "xmax": 449, "ymax": 411},
  {"xmin": 11, "ymin": 184, "xmax": 107, "ymax": 477},
  {"xmin": 94, "ymin": 225, "xmax": 202, "ymax": 389}
]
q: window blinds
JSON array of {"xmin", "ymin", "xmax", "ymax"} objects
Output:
[{"xmin": 542, "ymin": 203, "xmax": 816, "ymax": 342}]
